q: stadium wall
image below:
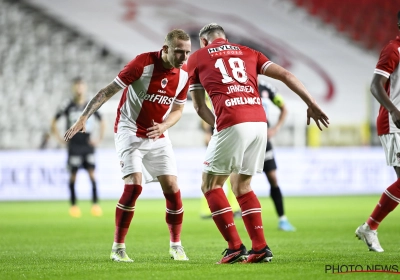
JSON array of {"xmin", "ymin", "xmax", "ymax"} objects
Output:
[{"xmin": 0, "ymin": 147, "xmax": 394, "ymax": 201}]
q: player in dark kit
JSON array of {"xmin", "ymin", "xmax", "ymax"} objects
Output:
[
  {"xmin": 51, "ymin": 77, "xmax": 105, "ymax": 218},
  {"xmin": 259, "ymin": 80, "xmax": 295, "ymax": 231}
]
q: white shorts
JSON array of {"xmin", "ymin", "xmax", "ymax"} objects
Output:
[
  {"xmin": 379, "ymin": 133, "xmax": 400, "ymax": 166},
  {"xmin": 114, "ymin": 132, "xmax": 177, "ymax": 183},
  {"xmin": 203, "ymin": 122, "xmax": 268, "ymax": 175}
]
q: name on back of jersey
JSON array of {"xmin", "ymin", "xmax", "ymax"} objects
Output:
[
  {"xmin": 225, "ymin": 96, "xmax": 261, "ymax": 107},
  {"xmin": 227, "ymin": 85, "xmax": 255, "ymax": 94}
]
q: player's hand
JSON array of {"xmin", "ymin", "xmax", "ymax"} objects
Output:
[
  {"xmin": 64, "ymin": 117, "xmax": 87, "ymax": 142},
  {"xmin": 390, "ymin": 109, "xmax": 400, "ymax": 129},
  {"xmin": 89, "ymin": 139, "xmax": 100, "ymax": 147},
  {"xmin": 307, "ymin": 102, "xmax": 329, "ymax": 131},
  {"xmin": 146, "ymin": 120, "xmax": 167, "ymax": 140}
]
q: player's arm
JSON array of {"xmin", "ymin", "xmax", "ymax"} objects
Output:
[
  {"xmin": 371, "ymin": 73, "xmax": 400, "ymax": 128},
  {"xmin": 191, "ymin": 89, "xmax": 215, "ymax": 127},
  {"xmin": 269, "ymin": 95, "xmax": 288, "ymax": 138},
  {"xmin": 64, "ymin": 81, "xmax": 122, "ymax": 141},
  {"xmin": 146, "ymin": 103, "xmax": 184, "ymax": 140},
  {"xmin": 263, "ymin": 63, "xmax": 329, "ymax": 130}
]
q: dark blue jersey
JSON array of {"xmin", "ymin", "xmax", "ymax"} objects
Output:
[{"xmin": 55, "ymin": 100, "xmax": 102, "ymax": 154}]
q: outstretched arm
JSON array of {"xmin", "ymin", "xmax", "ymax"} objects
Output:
[
  {"xmin": 64, "ymin": 81, "xmax": 122, "ymax": 141},
  {"xmin": 263, "ymin": 63, "xmax": 329, "ymax": 130},
  {"xmin": 371, "ymin": 73, "xmax": 400, "ymax": 128},
  {"xmin": 191, "ymin": 89, "xmax": 215, "ymax": 127}
]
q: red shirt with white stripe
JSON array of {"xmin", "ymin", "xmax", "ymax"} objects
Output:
[
  {"xmin": 113, "ymin": 50, "xmax": 189, "ymax": 138},
  {"xmin": 188, "ymin": 38, "xmax": 269, "ymax": 131},
  {"xmin": 375, "ymin": 36, "xmax": 400, "ymax": 135}
]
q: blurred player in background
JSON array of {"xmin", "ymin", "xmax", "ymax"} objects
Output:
[
  {"xmin": 258, "ymin": 80, "xmax": 295, "ymax": 232},
  {"xmin": 51, "ymin": 77, "xmax": 105, "ymax": 218},
  {"xmin": 64, "ymin": 29, "xmax": 191, "ymax": 262},
  {"xmin": 188, "ymin": 23, "xmax": 329, "ymax": 264},
  {"xmin": 355, "ymin": 11, "xmax": 400, "ymax": 253}
]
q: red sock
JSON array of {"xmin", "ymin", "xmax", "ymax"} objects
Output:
[
  {"xmin": 114, "ymin": 184, "xmax": 142, "ymax": 243},
  {"xmin": 164, "ymin": 190, "xmax": 184, "ymax": 242},
  {"xmin": 205, "ymin": 188, "xmax": 242, "ymax": 250},
  {"xmin": 237, "ymin": 191, "xmax": 266, "ymax": 251},
  {"xmin": 367, "ymin": 179, "xmax": 400, "ymax": 230}
]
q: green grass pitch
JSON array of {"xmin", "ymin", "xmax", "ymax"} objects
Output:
[{"xmin": 1, "ymin": 196, "xmax": 400, "ymax": 279}]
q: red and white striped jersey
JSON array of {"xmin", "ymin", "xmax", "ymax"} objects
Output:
[
  {"xmin": 188, "ymin": 38, "xmax": 268, "ymax": 131},
  {"xmin": 375, "ymin": 36, "xmax": 400, "ymax": 135},
  {"xmin": 113, "ymin": 50, "xmax": 189, "ymax": 138}
]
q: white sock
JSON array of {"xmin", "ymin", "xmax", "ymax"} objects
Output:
[
  {"xmin": 170, "ymin": 241, "xmax": 182, "ymax": 247},
  {"xmin": 112, "ymin": 242, "xmax": 125, "ymax": 250},
  {"xmin": 279, "ymin": 215, "xmax": 287, "ymax": 222}
]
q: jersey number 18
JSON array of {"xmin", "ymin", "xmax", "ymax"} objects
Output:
[{"xmin": 214, "ymin": 57, "xmax": 248, "ymax": 84}]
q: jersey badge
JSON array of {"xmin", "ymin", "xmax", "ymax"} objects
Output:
[{"xmin": 161, "ymin": 78, "xmax": 168, "ymax": 88}]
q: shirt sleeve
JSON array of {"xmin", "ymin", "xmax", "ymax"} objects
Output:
[
  {"xmin": 375, "ymin": 42, "xmax": 400, "ymax": 78},
  {"xmin": 188, "ymin": 52, "xmax": 204, "ymax": 91},
  {"xmin": 256, "ymin": 50, "xmax": 273, "ymax": 74},
  {"xmin": 174, "ymin": 80, "xmax": 189, "ymax": 105},
  {"xmin": 114, "ymin": 53, "xmax": 147, "ymax": 88}
]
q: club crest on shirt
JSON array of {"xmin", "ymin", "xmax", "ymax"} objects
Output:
[
  {"xmin": 161, "ymin": 78, "xmax": 168, "ymax": 88},
  {"xmin": 120, "ymin": 161, "xmax": 124, "ymax": 168}
]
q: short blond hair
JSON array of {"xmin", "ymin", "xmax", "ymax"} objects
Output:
[
  {"xmin": 199, "ymin": 23, "xmax": 225, "ymax": 38},
  {"xmin": 164, "ymin": 29, "xmax": 190, "ymax": 46}
]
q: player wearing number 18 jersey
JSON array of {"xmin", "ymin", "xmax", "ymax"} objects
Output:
[{"xmin": 188, "ymin": 23, "xmax": 329, "ymax": 264}]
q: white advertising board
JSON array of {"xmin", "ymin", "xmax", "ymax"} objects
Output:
[{"xmin": 0, "ymin": 147, "xmax": 395, "ymax": 201}]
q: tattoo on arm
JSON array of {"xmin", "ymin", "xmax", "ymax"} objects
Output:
[{"xmin": 81, "ymin": 81, "xmax": 122, "ymax": 118}]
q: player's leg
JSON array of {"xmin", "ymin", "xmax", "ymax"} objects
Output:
[
  {"xmin": 230, "ymin": 173, "xmax": 272, "ymax": 263},
  {"xmin": 264, "ymin": 140, "xmax": 295, "ymax": 231},
  {"xmin": 158, "ymin": 175, "xmax": 188, "ymax": 261},
  {"xmin": 200, "ymin": 177, "xmax": 240, "ymax": 219},
  {"xmin": 356, "ymin": 134, "xmax": 400, "ymax": 252},
  {"xmin": 144, "ymin": 139, "xmax": 188, "ymax": 260},
  {"xmin": 67, "ymin": 154, "xmax": 81, "ymax": 218},
  {"xmin": 233, "ymin": 122, "xmax": 272, "ymax": 263},
  {"xmin": 202, "ymin": 172, "xmax": 247, "ymax": 264},
  {"xmin": 110, "ymin": 133, "xmax": 145, "ymax": 262},
  {"xmin": 84, "ymin": 153, "xmax": 102, "ymax": 216},
  {"xmin": 111, "ymin": 173, "xmax": 142, "ymax": 262},
  {"xmin": 201, "ymin": 125, "xmax": 247, "ymax": 264},
  {"xmin": 87, "ymin": 167, "xmax": 102, "ymax": 216}
]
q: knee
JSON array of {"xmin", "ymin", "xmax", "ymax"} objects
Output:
[
  {"xmin": 120, "ymin": 184, "xmax": 142, "ymax": 206},
  {"xmin": 69, "ymin": 173, "xmax": 77, "ymax": 182},
  {"xmin": 266, "ymin": 174, "xmax": 277, "ymax": 187},
  {"xmin": 123, "ymin": 173, "xmax": 141, "ymax": 185}
]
